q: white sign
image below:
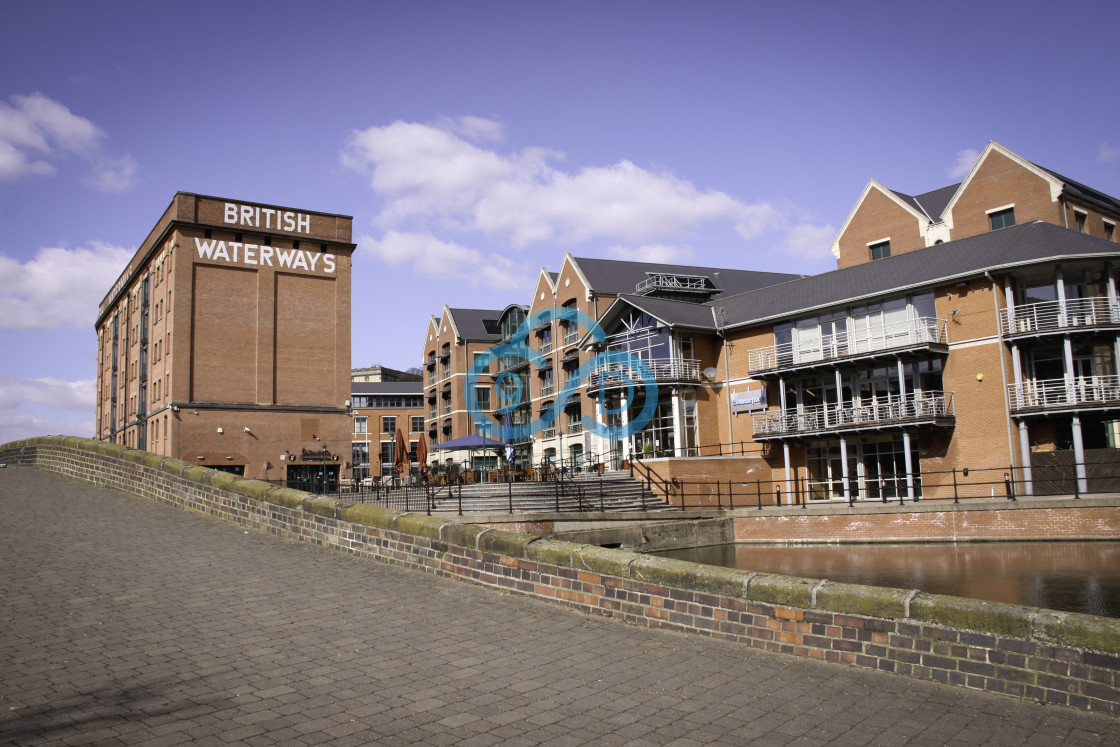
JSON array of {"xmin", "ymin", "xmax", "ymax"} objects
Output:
[
  {"xmin": 195, "ymin": 238, "xmax": 336, "ymax": 274},
  {"xmin": 732, "ymin": 384, "xmax": 767, "ymax": 413},
  {"xmin": 224, "ymin": 202, "xmax": 310, "ymax": 234}
]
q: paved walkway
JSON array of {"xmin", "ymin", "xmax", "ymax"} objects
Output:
[{"xmin": 2, "ymin": 468, "xmax": 1118, "ymax": 746}]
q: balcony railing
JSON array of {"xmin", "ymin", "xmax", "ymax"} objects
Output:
[
  {"xmin": 748, "ymin": 317, "xmax": 948, "ymax": 375},
  {"xmin": 1000, "ymin": 297, "xmax": 1120, "ymax": 337},
  {"xmin": 586, "ymin": 358, "xmax": 702, "ymax": 390},
  {"xmin": 563, "ymin": 330, "xmax": 579, "ymax": 346},
  {"xmin": 541, "ymin": 383, "xmax": 555, "ymax": 397},
  {"xmin": 541, "ymin": 427, "xmax": 556, "ymax": 438},
  {"xmin": 753, "ymin": 391, "xmax": 954, "ymax": 439},
  {"xmin": 568, "ymin": 422, "xmax": 584, "ymax": 435},
  {"xmin": 539, "ymin": 341, "xmax": 553, "ymax": 355},
  {"xmin": 1007, "ymin": 375, "xmax": 1120, "ymax": 412}
]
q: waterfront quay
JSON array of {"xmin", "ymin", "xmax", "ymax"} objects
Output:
[{"xmin": 2, "ymin": 467, "xmax": 1119, "ymax": 745}]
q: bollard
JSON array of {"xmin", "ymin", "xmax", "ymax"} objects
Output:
[
  {"xmin": 1004, "ymin": 472, "xmax": 1016, "ymax": 501},
  {"xmin": 775, "ymin": 485, "xmax": 781, "ymax": 506}
]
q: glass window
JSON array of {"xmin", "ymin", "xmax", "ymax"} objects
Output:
[
  {"xmin": 1075, "ymin": 211, "xmax": 1087, "ymax": 234},
  {"xmin": 382, "ymin": 416, "xmax": 396, "ymax": 433},
  {"xmin": 869, "ymin": 241, "xmax": 890, "ymax": 261},
  {"xmin": 989, "ymin": 207, "xmax": 1015, "ymax": 231},
  {"xmin": 1105, "ymin": 222, "xmax": 1115, "ymax": 242},
  {"xmin": 411, "ymin": 416, "xmax": 423, "ymax": 432},
  {"xmin": 475, "ymin": 386, "xmax": 491, "ymax": 412},
  {"xmin": 354, "ymin": 416, "xmax": 367, "ymax": 434}
]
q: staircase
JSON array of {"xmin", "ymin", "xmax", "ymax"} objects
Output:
[{"xmin": 427, "ymin": 470, "xmax": 670, "ymax": 515}]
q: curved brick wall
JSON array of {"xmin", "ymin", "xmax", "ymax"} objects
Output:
[{"xmin": 3, "ymin": 435, "xmax": 1120, "ymax": 714}]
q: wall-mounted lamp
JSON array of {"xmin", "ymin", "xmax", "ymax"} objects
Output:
[
  {"xmin": 976, "ymin": 373, "xmax": 984, "ymax": 382},
  {"xmin": 244, "ymin": 426, "xmax": 251, "ymax": 432},
  {"xmin": 216, "ymin": 427, "xmax": 224, "ymax": 434},
  {"xmin": 950, "ymin": 309, "xmax": 960, "ymax": 321},
  {"xmin": 197, "ymin": 456, "xmax": 204, "ymax": 460}
]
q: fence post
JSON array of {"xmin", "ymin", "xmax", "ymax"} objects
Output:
[
  {"xmin": 728, "ymin": 480, "xmax": 734, "ymax": 510},
  {"xmin": 952, "ymin": 468, "xmax": 959, "ymax": 504},
  {"xmin": 776, "ymin": 485, "xmax": 781, "ymax": 506},
  {"xmin": 457, "ymin": 481, "xmax": 463, "ymax": 516},
  {"xmin": 1074, "ymin": 461, "xmax": 1081, "ymax": 499},
  {"xmin": 757, "ymin": 480, "xmax": 762, "ymax": 510},
  {"xmin": 508, "ymin": 478, "xmax": 514, "ymax": 514},
  {"xmin": 716, "ymin": 480, "xmax": 722, "ymax": 511},
  {"xmin": 1004, "ymin": 471, "xmax": 1016, "ymax": 501},
  {"xmin": 802, "ymin": 477, "xmax": 808, "ymax": 509},
  {"xmin": 555, "ymin": 471, "xmax": 560, "ymax": 512}
]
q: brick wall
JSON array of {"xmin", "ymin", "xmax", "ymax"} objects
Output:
[
  {"xmin": 4, "ymin": 435, "xmax": 1120, "ymax": 714},
  {"xmin": 836, "ymin": 186, "xmax": 926, "ymax": 269}
]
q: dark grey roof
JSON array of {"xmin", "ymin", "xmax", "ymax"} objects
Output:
[
  {"xmin": 717, "ymin": 221, "xmax": 1120, "ymax": 328},
  {"xmin": 548, "ymin": 271, "xmax": 559, "ymax": 283},
  {"xmin": 1034, "ymin": 163, "xmax": 1120, "ymax": 216},
  {"xmin": 572, "ymin": 256, "xmax": 800, "ymax": 298},
  {"xmin": 614, "ymin": 294, "xmax": 719, "ymax": 330},
  {"xmin": 352, "ymin": 381, "xmax": 424, "ymax": 395},
  {"xmin": 447, "ymin": 307, "xmax": 503, "ymax": 340},
  {"xmin": 890, "ymin": 183, "xmax": 959, "ymax": 222},
  {"xmin": 913, "ymin": 183, "xmax": 959, "ymax": 222}
]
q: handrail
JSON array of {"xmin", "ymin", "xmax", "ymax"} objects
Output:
[
  {"xmin": 753, "ymin": 391, "xmax": 954, "ymax": 437},
  {"xmin": 1001, "ymin": 296, "xmax": 1120, "ymax": 336},
  {"xmin": 1007, "ymin": 375, "xmax": 1120, "ymax": 410},
  {"xmin": 587, "ymin": 357, "xmax": 701, "ymax": 389},
  {"xmin": 747, "ymin": 317, "xmax": 947, "ymax": 374}
]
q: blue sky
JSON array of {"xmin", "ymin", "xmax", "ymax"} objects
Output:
[{"xmin": 2, "ymin": 0, "xmax": 1118, "ymax": 442}]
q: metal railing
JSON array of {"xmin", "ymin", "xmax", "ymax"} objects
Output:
[
  {"xmin": 1007, "ymin": 375, "xmax": 1120, "ymax": 411},
  {"xmin": 748, "ymin": 317, "xmax": 947, "ymax": 374},
  {"xmin": 563, "ymin": 329, "xmax": 579, "ymax": 346},
  {"xmin": 1001, "ymin": 297, "xmax": 1120, "ymax": 336},
  {"xmin": 753, "ymin": 391, "xmax": 954, "ymax": 438},
  {"xmin": 587, "ymin": 358, "xmax": 701, "ymax": 389},
  {"xmin": 539, "ymin": 340, "xmax": 553, "ymax": 355},
  {"xmin": 635, "ymin": 273, "xmax": 710, "ymax": 295},
  {"xmin": 541, "ymin": 383, "xmax": 555, "ymax": 397},
  {"xmin": 627, "ymin": 458, "xmax": 1120, "ymax": 510}
]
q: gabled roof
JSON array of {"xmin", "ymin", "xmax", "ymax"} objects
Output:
[
  {"xmin": 601, "ymin": 294, "xmax": 721, "ymax": 333},
  {"xmin": 445, "ymin": 307, "xmax": 503, "ymax": 341},
  {"xmin": 571, "ymin": 256, "xmax": 799, "ymax": 298},
  {"xmin": 719, "ymin": 221, "xmax": 1120, "ymax": 328},
  {"xmin": 1034, "ymin": 164, "xmax": 1120, "ymax": 217},
  {"xmin": 830, "ymin": 179, "xmax": 934, "ymax": 258}
]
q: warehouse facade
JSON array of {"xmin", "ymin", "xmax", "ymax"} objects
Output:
[{"xmin": 94, "ymin": 192, "xmax": 356, "ymax": 486}]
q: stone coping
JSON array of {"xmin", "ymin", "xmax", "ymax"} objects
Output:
[{"xmin": 4, "ymin": 435, "xmax": 1120, "ymax": 656}]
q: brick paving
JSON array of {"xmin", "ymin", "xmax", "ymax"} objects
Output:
[{"xmin": 2, "ymin": 467, "xmax": 1119, "ymax": 746}]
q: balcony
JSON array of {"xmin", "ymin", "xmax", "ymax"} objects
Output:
[
  {"xmin": 748, "ymin": 317, "xmax": 948, "ymax": 376},
  {"xmin": 1007, "ymin": 375, "xmax": 1120, "ymax": 414},
  {"xmin": 539, "ymin": 341, "xmax": 553, "ymax": 355},
  {"xmin": 562, "ymin": 328, "xmax": 580, "ymax": 346},
  {"xmin": 1000, "ymin": 297, "xmax": 1120, "ymax": 338},
  {"xmin": 753, "ymin": 391, "xmax": 955, "ymax": 440},
  {"xmin": 541, "ymin": 383, "xmax": 555, "ymax": 397},
  {"xmin": 586, "ymin": 358, "xmax": 701, "ymax": 390},
  {"xmin": 567, "ymin": 422, "xmax": 584, "ymax": 435},
  {"xmin": 541, "ymin": 427, "xmax": 556, "ymax": 438}
]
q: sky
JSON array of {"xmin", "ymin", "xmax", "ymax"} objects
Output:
[{"xmin": 1, "ymin": 0, "xmax": 1119, "ymax": 443}]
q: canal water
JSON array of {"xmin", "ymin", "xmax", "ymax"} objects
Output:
[{"xmin": 654, "ymin": 541, "xmax": 1120, "ymax": 619}]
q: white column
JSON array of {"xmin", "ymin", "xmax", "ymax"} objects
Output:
[
  {"xmin": 671, "ymin": 387, "xmax": 684, "ymax": 458},
  {"xmin": 839, "ymin": 435, "xmax": 851, "ymax": 503},
  {"xmin": 594, "ymin": 395, "xmax": 606, "ymax": 465},
  {"xmin": 1056, "ymin": 265, "xmax": 1067, "ymax": 326},
  {"xmin": 779, "ymin": 375, "xmax": 792, "ymax": 502},
  {"xmin": 620, "ymin": 392, "xmax": 631, "ymax": 461},
  {"xmin": 902, "ymin": 430, "xmax": 915, "ymax": 501},
  {"xmin": 1018, "ymin": 420, "xmax": 1033, "ymax": 496},
  {"xmin": 1072, "ymin": 414, "xmax": 1088, "ymax": 494},
  {"xmin": 1003, "ymin": 276, "xmax": 1016, "ymax": 333}
]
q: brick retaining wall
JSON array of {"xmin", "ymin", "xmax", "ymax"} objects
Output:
[{"xmin": 4, "ymin": 436, "xmax": 1120, "ymax": 714}]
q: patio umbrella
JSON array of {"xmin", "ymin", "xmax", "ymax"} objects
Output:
[
  {"xmin": 416, "ymin": 433, "xmax": 429, "ymax": 475},
  {"xmin": 393, "ymin": 427, "xmax": 408, "ymax": 476}
]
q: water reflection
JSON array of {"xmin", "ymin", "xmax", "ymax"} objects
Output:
[{"xmin": 654, "ymin": 542, "xmax": 1120, "ymax": 619}]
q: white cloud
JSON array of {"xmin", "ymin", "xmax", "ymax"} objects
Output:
[
  {"xmin": 0, "ymin": 376, "xmax": 95, "ymax": 443},
  {"xmin": 0, "ymin": 242, "xmax": 134, "ymax": 330},
  {"xmin": 341, "ymin": 116, "xmax": 830, "ymax": 259},
  {"xmin": 1099, "ymin": 143, "xmax": 1120, "ymax": 164},
  {"xmin": 774, "ymin": 223, "xmax": 838, "ymax": 261},
  {"xmin": 948, "ymin": 148, "xmax": 980, "ymax": 179},
  {"xmin": 0, "ymin": 93, "xmax": 138, "ymax": 190},
  {"xmin": 358, "ymin": 231, "xmax": 529, "ymax": 291},
  {"xmin": 607, "ymin": 244, "xmax": 694, "ymax": 264}
]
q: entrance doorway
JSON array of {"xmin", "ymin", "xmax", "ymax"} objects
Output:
[{"xmin": 286, "ymin": 464, "xmax": 339, "ymax": 494}]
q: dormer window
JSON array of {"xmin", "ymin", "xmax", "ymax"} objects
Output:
[
  {"xmin": 988, "ymin": 206, "xmax": 1015, "ymax": 231},
  {"xmin": 869, "ymin": 240, "xmax": 891, "ymax": 261}
]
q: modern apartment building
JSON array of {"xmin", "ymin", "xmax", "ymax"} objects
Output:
[
  {"xmin": 94, "ymin": 192, "xmax": 356, "ymax": 486},
  {"xmin": 350, "ymin": 380, "xmax": 425, "ymax": 480},
  {"xmin": 422, "ymin": 142, "xmax": 1120, "ymax": 501}
]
